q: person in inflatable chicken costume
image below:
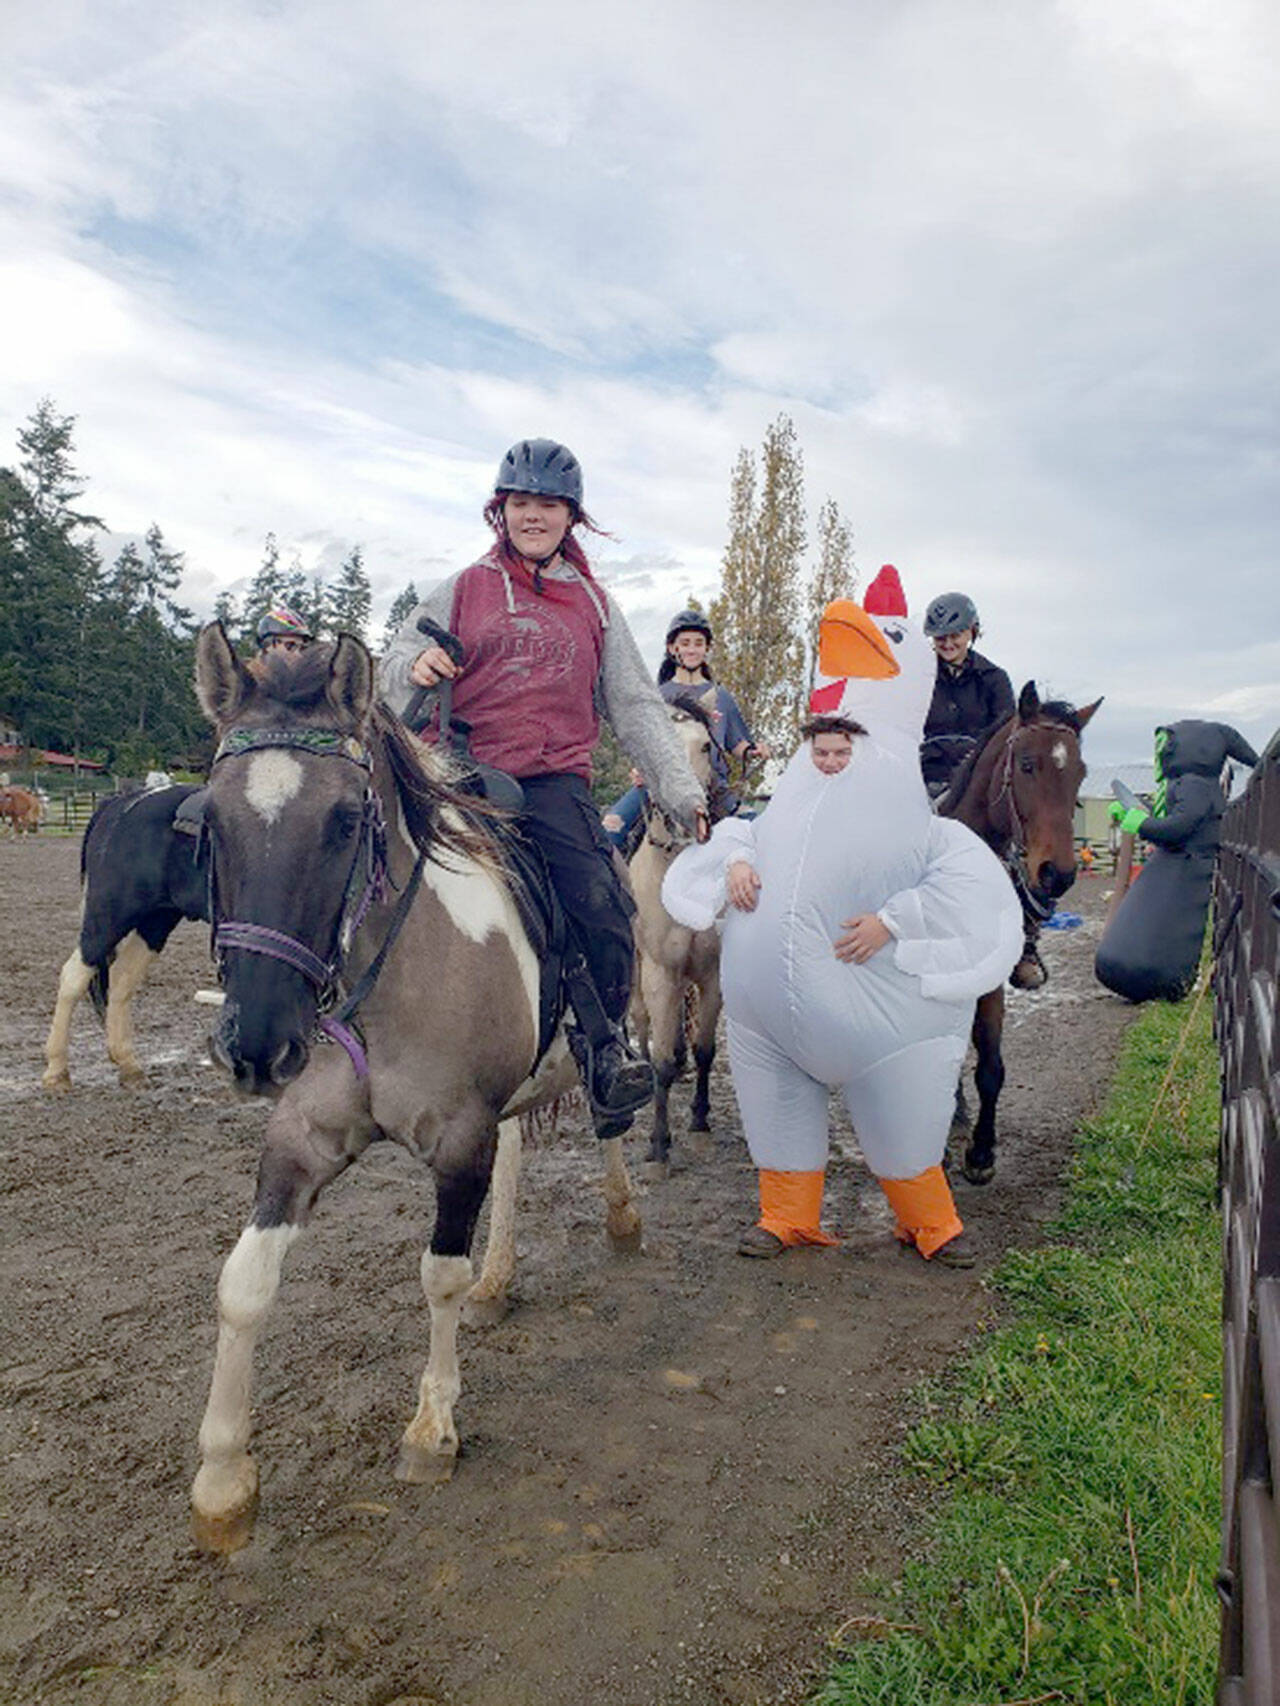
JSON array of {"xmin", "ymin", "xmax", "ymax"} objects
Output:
[{"xmin": 662, "ymin": 567, "xmax": 1023, "ymax": 1267}]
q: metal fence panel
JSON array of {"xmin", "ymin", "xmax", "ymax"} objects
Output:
[{"xmin": 1216, "ymin": 730, "xmax": 1280, "ymax": 1702}]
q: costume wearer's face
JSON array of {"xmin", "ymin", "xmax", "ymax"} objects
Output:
[
  {"xmin": 933, "ymin": 628, "xmax": 974, "ymax": 666},
  {"xmin": 263, "ymin": 635, "xmax": 308, "ymax": 657},
  {"xmin": 811, "ymin": 733, "xmax": 854, "ymax": 775},
  {"xmin": 670, "ymin": 631, "xmax": 710, "ymax": 672},
  {"xmin": 504, "ymin": 493, "xmax": 572, "ymax": 561}
]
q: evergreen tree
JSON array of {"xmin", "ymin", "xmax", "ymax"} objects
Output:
[
  {"xmin": 708, "ymin": 415, "xmax": 807, "ymax": 749},
  {"xmin": 381, "ymin": 581, "xmax": 420, "ymax": 652},
  {"xmin": 805, "ymin": 497, "xmax": 857, "ymax": 688},
  {"xmin": 328, "ymin": 545, "xmax": 371, "ymax": 642},
  {"xmin": 241, "ymin": 533, "xmax": 286, "ymax": 644}
]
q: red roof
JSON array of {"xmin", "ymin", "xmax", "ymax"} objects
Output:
[{"xmin": 0, "ymin": 743, "xmax": 105, "ymax": 771}]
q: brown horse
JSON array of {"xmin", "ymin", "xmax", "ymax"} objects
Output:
[
  {"xmin": 939, "ymin": 680, "xmax": 1101, "ymax": 1183},
  {"xmin": 0, "ymin": 784, "xmax": 43, "ymax": 836},
  {"xmin": 188, "ymin": 626, "xmax": 641, "ymax": 1553},
  {"xmin": 629, "ymin": 690, "xmax": 722, "ymax": 1173}
]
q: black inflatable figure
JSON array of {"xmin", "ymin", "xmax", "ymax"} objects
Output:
[{"xmin": 1095, "ymin": 720, "xmax": 1258, "ymax": 1002}]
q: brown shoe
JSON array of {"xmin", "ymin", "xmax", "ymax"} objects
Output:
[
  {"xmin": 931, "ymin": 1232, "xmax": 977, "ymax": 1269},
  {"xmin": 737, "ymin": 1224, "xmax": 787, "ymax": 1259}
]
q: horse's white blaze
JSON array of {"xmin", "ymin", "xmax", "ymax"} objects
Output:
[
  {"xmin": 1051, "ymin": 740, "xmax": 1068, "ymax": 770},
  {"xmin": 244, "ymin": 750, "xmax": 304, "ymax": 824}
]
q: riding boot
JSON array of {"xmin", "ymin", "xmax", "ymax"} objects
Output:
[
  {"xmin": 1010, "ymin": 913, "xmax": 1048, "ymax": 990},
  {"xmin": 564, "ymin": 955, "xmax": 654, "ymax": 1130}
]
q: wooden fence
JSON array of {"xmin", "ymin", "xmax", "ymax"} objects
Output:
[{"xmin": 1215, "ymin": 728, "xmax": 1280, "ymax": 1703}]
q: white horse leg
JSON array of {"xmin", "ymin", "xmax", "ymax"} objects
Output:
[
  {"xmin": 104, "ymin": 932, "xmax": 157, "ymax": 1085},
  {"xmin": 398, "ymin": 1252, "xmax": 473, "ymax": 1483},
  {"xmin": 191, "ymin": 1223, "xmax": 299, "ymax": 1554},
  {"xmin": 465, "ymin": 1116, "xmax": 521, "ymax": 1327},
  {"xmin": 601, "ymin": 1134, "xmax": 642, "ymax": 1252},
  {"xmin": 42, "ymin": 947, "xmax": 96, "ymax": 1092}
]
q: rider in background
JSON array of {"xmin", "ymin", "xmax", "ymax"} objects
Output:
[
  {"xmin": 379, "ymin": 438, "xmax": 708, "ymax": 1135},
  {"xmin": 255, "ymin": 604, "xmax": 314, "ymax": 659},
  {"xmin": 919, "ymin": 593, "xmax": 1014, "ymax": 800},
  {"xmin": 920, "ymin": 591, "xmax": 1050, "ymax": 990},
  {"xmin": 602, "ymin": 609, "xmax": 770, "ymax": 851}
]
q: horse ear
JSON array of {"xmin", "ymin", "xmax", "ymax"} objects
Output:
[
  {"xmin": 1017, "ymin": 680, "xmax": 1040, "ymax": 721},
  {"xmin": 326, "ymin": 634, "xmax": 374, "ymax": 728},
  {"xmin": 195, "ymin": 622, "xmax": 253, "ymax": 727},
  {"xmin": 1075, "ymin": 696, "xmax": 1104, "ymax": 730}
]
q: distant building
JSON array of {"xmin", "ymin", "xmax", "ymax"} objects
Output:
[
  {"xmin": 0, "ymin": 740, "xmax": 106, "ymax": 774},
  {"xmin": 1075, "ymin": 762, "xmax": 1156, "ymax": 851}
]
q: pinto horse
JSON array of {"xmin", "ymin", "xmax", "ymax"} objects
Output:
[
  {"xmin": 629, "ymin": 690, "xmax": 722, "ymax": 1173},
  {"xmin": 43, "ymin": 785, "xmax": 208, "ymax": 1090},
  {"xmin": 938, "ymin": 681, "xmax": 1101, "ymax": 1183},
  {"xmin": 188, "ymin": 625, "xmax": 641, "ymax": 1553}
]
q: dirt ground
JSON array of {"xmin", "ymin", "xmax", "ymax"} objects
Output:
[{"xmin": 0, "ymin": 837, "xmax": 1136, "ymax": 1706}]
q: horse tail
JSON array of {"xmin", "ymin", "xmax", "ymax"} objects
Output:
[{"xmin": 88, "ymin": 956, "xmax": 112, "ymax": 1023}]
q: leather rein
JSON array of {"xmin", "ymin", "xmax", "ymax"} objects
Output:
[{"xmin": 208, "ymin": 725, "xmax": 423, "ymax": 1079}]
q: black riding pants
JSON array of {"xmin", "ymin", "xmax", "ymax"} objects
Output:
[{"xmin": 518, "ymin": 774, "xmax": 636, "ymax": 1037}]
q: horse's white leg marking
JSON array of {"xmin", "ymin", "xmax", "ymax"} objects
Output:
[
  {"xmin": 42, "ymin": 947, "xmax": 96, "ymax": 1090},
  {"xmin": 398, "ymin": 1252, "xmax": 473, "ymax": 1482},
  {"xmin": 466, "ymin": 1117, "xmax": 522, "ymax": 1324},
  {"xmin": 244, "ymin": 750, "xmax": 304, "ymax": 824},
  {"xmin": 104, "ymin": 932, "xmax": 157, "ymax": 1084},
  {"xmin": 191, "ymin": 1224, "xmax": 298, "ymax": 1553},
  {"xmin": 600, "ymin": 1134, "xmax": 642, "ymax": 1251}
]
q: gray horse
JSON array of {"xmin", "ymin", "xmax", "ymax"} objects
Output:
[{"xmin": 189, "ymin": 625, "xmax": 640, "ymax": 1553}]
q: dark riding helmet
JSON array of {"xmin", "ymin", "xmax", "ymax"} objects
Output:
[
  {"xmin": 495, "ymin": 439, "xmax": 583, "ymax": 510},
  {"xmin": 923, "ymin": 592, "xmax": 979, "ymax": 640},
  {"xmin": 255, "ymin": 603, "xmax": 314, "ymax": 646},
  {"xmin": 666, "ymin": 608, "xmax": 713, "ymax": 646}
]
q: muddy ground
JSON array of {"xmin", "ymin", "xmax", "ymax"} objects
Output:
[{"xmin": 0, "ymin": 837, "xmax": 1135, "ymax": 1706}]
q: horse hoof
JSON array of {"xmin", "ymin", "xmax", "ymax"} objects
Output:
[
  {"xmin": 41, "ymin": 1070, "xmax": 71, "ymax": 1094},
  {"xmin": 462, "ymin": 1289, "xmax": 510, "ymax": 1328},
  {"xmin": 606, "ymin": 1207, "xmax": 643, "ymax": 1254},
  {"xmin": 641, "ymin": 1159, "xmax": 669, "ymax": 1184},
  {"xmin": 396, "ymin": 1439, "xmax": 458, "ymax": 1485},
  {"xmin": 116, "ymin": 1066, "xmax": 146, "ymax": 1089},
  {"xmin": 190, "ymin": 1460, "xmax": 259, "ymax": 1555},
  {"xmin": 686, "ymin": 1131, "xmax": 715, "ymax": 1161},
  {"xmin": 962, "ymin": 1152, "xmax": 996, "ymax": 1186}
]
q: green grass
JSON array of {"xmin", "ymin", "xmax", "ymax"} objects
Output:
[{"xmin": 815, "ymin": 989, "xmax": 1222, "ymax": 1706}]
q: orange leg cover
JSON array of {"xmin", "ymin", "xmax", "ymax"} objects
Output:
[
  {"xmin": 757, "ymin": 1170, "xmax": 839, "ymax": 1248},
  {"xmin": 878, "ymin": 1166, "xmax": 963, "ymax": 1260}
]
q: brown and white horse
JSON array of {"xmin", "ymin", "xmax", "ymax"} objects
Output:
[
  {"xmin": 188, "ymin": 626, "xmax": 640, "ymax": 1553},
  {"xmin": 939, "ymin": 680, "xmax": 1101, "ymax": 1183},
  {"xmin": 629, "ymin": 690, "xmax": 722, "ymax": 1173}
]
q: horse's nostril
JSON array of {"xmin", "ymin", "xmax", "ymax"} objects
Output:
[{"xmin": 269, "ymin": 1038, "xmax": 308, "ymax": 1085}]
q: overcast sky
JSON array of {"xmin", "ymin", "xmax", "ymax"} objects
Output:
[{"xmin": 2, "ymin": 0, "xmax": 1276, "ymax": 770}]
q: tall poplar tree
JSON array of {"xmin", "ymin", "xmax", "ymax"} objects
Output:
[
  {"xmin": 805, "ymin": 497, "xmax": 857, "ymax": 688},
  {"xmin": 381, "ymin": 581, "xmax": 419, "ymax": 652},
  {"xmin": 708, "ymin": 415, "xmax": 807, "ymax": 748}
]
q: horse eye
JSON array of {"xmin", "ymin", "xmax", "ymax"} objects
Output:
[
  {"xmin": 1019, "ymin": 757, "xmax": 1036, "ymax": 775},
  {"xmin": 328, "ymin": 806, "xmax": 361, "ymax": 844}
]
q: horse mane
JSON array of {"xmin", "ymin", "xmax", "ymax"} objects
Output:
[
  {"xmin": 936, "ymin": 697, "xmax": 1085, "ymax": 813},
  {"xmin": 669, "ymin": 689, "xmax": 717, "ymax": 731},
  {"xmin": 370, "ymin": 703, "xmax": 508, "ymax": 867}
]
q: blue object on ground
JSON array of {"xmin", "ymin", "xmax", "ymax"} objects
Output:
[{"xmin": 1043, "ymin": 911, "xmax": 1084, "ymax": 930}]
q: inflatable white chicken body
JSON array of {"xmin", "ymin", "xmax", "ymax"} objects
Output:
[{"xmin": 662, "ymin": 566, "xmax": 1022, "ymax": 1258}]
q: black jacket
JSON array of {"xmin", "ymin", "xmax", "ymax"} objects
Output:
[{"xmin": 920, "ymin": 650, "xmax": 1015, "ymax": 791}]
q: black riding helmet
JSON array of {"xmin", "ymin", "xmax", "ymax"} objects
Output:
[
  {"xmin": 666, "ymin": 609, "xmax": 713, "ymax": 646},
  {"xmin": 923, "ymin": 592, "xmax": 979, "ymax": 640},
  {"xmin": 494, "ymin": 439, "xmax": 583, "ymax": 511}
]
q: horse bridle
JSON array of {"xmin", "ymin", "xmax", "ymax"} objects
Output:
[
  {"xmin": 207, "ymin": 725, "xmax": 416, "ymax": 1078},
  {"xmin": 989, "ymin": 719, "xmax": 1078, "ymax": 921},
  {"xmin": 642, "ymin": 704, "xmax": 733, "ymax": 854}
]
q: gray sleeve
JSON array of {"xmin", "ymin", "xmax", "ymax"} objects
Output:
[
  {"xmin": 597, "ymin": 593, "xmax": 706, "ymax": 825},
  {"xmin": 376, "ymin": 574, "xmax": 462, "ymax": 716}
]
